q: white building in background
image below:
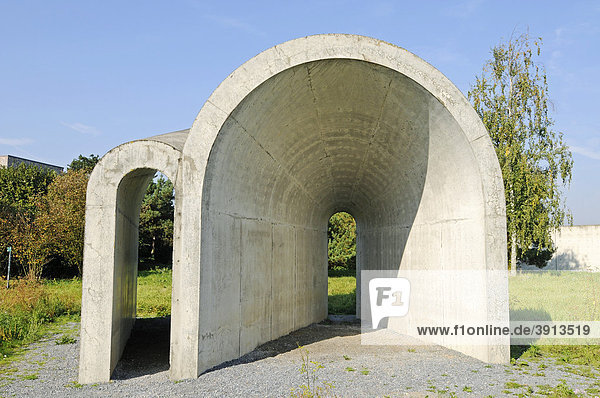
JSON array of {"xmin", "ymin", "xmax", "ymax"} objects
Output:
[{"xmin": 0, "ymin": 154, "xmax": 63, "ymax": 174}]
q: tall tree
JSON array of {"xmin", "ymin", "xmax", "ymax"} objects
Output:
[
  {"xmin": 67, "ymin": 154, "xmax": 100, "ymax": 173},
  {"xmin": 468, "ymin": 33, "xmax": 573, "ymax": 272},
  {"xmin": 36, "ymin": 169, "xmax": 88, "ymax": 276},
  {"xmin": 0, "ymin": 164, "xmax": 56, "ymax": 278}
]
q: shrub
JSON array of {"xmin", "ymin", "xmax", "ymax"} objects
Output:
[{"xmin": 0, "ymin": 279, "xmax": 80, "ymax": 353}]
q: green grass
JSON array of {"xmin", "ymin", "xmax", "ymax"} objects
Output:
[
  {"xmin": 136, "ymin": 268, "xmax": 172, "ymax": 318},
  {"xmin": 0, "ymin": 278, "xmax": 81, "ymax": 359},
  {"xmin": 509, "ymin": 271, "xmax": 600, "ymax": 367},
  {"xmin": 509, "ymin": 271, "xmax": 600, "ymax": 321},
  {"xmin": 328, "ymin": 275, "xmax": 356, "ymax": 315}
]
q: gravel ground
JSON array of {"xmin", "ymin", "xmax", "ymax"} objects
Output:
[{"xmin": 1, "ymin": 319, "xmax": 600, "ymax": 397}]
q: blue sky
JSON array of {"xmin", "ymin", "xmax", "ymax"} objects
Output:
[{"xmin": 0, "ymin": 0, "xmax": 598, "ymax": 224}]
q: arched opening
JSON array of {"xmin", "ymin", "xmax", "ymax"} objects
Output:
[
  {"xmin": 327, "ymin": 211, "xmax": 357, "ymax": 318},
  {"xmin": 109, "ymin": 171, "xmax": 175, "ymax": 379}
]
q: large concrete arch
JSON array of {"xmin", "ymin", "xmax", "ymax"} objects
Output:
[{"xmin": 79, "ymin": 34, "xmax": 509, "ymax": 384}]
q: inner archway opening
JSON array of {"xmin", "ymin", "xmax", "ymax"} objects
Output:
[
  {"xmin": 327, "ymin": 211, "xmax": 357, "ymax": 318},
  {"xmin": 112, "ymin": 171, "xmax": 175, "ymax": 379}
]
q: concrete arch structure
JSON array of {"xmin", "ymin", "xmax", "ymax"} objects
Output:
[{"xmin": 79, "ymin": 34, "xmax": 509, "ymax": 384}]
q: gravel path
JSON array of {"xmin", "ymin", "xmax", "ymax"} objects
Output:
[{"xmin": 1, "ymin": 319, "xmax": 600, "ymax": 397}]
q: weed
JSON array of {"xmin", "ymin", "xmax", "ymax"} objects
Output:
[
  {"xmin": 462, "ymin": 386, "xmax": 472, "ymax": 392},
  {"xmin": 563, "ymin": 365, "xmax": 596, "ymax": 378},
  {"xmin": 342, "ymin": 355, "xmax": 351, "ymax": 361},
  {"xmin": 290, "ymin": 345, "xmax": 335, "ymax": 398},
  {"xmin": 505, "ymin": 381, "xmax": 523, "ymax": 389},
  {"xmin": 56, "ymin": 335, "xmax": 76, "ymax": 345},
  {"xmin": 65, "ymin": 380, "xmax": 83, "ymax": 388}
]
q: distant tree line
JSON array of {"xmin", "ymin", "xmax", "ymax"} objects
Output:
[{"xmin": 0, "ymin": 155, "xmax": 174, "ymax": 279}]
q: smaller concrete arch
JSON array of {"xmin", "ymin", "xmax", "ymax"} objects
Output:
[{"xmin": 79, "ymin": 130, "xmax": 187, "ymax": 383}]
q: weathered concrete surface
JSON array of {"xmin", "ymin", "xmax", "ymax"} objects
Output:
[
  {"xmin": 79, "ymin": 34, "xmax": 509, "ymax": 384},
  {"xmin": 549, "ymin": 226, "xmax": 600, "ymax": 271}
]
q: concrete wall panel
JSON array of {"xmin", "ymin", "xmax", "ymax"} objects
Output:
[
  {"xmin": 550, "ymin": 226, "xmax": 600, "ymax": 271},
  {"xmin": 240, "ymin": 219, "xmax": 273, "ymax": 353},
  {"xmin": 197, "ymin": 212, "xmax": 241, "ymax": 371},
  {"xmin": 271, "ymin": 224, "xmax": 296, "ymax": 337}
]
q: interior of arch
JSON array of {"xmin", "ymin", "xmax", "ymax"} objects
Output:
[{"xmin": 198, "ymin": 58, "xmax": 487, "ymax": 365}]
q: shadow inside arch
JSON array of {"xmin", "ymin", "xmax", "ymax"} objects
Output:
[
  {"xmin": 111, "ymin": 317, "xmax": 171, "ymax": 380},
  {"xmin": 110, "ymin": 317, "xmax": 361, "ymax": 379},
  {"xmin": 201, "ymin": 320, "xmax": 361, "ymax": 376}
]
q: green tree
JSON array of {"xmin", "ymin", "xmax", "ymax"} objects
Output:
[
  {"xmin": 468, "ymin": 33, "xmax": 573, "ymax": 272},
  {"xmin": 327, "ymin": 212, "xmax": 356, "ymax": 270},
  {"xmin": 0, "ymin": 164, "xmax": 56, "ymax": 278},
  {"xmin": 0, "ymin": 164, "xmax": 56, "ymax": 216},
  {"xmin": 67, "ymin": 154, "xmax": 100, "ymax": 173},
  {"xmin": 35, "ymin": 169, "xmax": 88, "ymax": 277},
  {"xmin": 139, "ymin": 175, "xmax": 174, "ymax": 266}
]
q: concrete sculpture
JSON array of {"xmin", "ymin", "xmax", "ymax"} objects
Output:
[{"xmin": 79, "ymin": 34, "xmax": 509, "ymax": 383}]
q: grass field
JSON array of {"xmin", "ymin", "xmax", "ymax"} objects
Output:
[
  {"xmin": 510, "ymin": 271, "xmax": 600, "ymax": 321},
  {"xmin": 509, "ymin": 271, "xmax": 600, "ymax": 367},
  {"xmin": 0, "ymin": 268, "xmax": 171, "ymax": 359},
  {"xmin": 2, "ymin": 269, "xmax": 600, "ymax": 370}
]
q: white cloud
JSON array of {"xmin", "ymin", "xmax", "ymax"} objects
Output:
[
  {"xmin": 184, "ymin": 1, "xmax": 265, "ymax": 36},
  {"xmin": 570, "ymin": 145, "xmax": 600, "ymax": 160},
  {"xmin": 554, "ymin": 27, "xmax": 565, "ymax": 42},
  {"xmin": 207, "ymin": 15, "xmax": 265, "ymax": 36},
  {"xmin": 61, "ymin": 121, "xmax": 101, "ymax": 136},
  {"xmin": 443, "ymin": 0, "xmax": 484, "ymax": 18},
  {"xmin": 0, "ymin": 137, "xmax": 34, "ymax": 146}
]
